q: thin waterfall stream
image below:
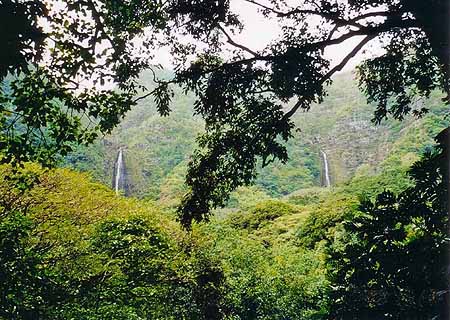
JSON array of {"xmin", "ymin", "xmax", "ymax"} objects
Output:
[
  {"xmin": 321, "ymin": 150, "xmax": 331, "ymax": 187},
  {"xmin": 114, "ymin": 147, "xmax": 124, "ymax": 195}
]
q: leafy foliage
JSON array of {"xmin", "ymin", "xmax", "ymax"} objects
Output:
[
  {"xmin": 227, "ymin": 200, "xmax": 298, "ymax": 231},
  {"xmin": 0, "ymin": 164, "xmax": 226, "ymax": 319},
  {"xmin": 0, "ymin": 211, "xmax": 49, "ymax": 319},
  {"xmin": 194, "ymin": 222, "xmax": 330, "ymax": 320},
  {"xmin": 326, "ymin": 128, "xmax": 449, "ymax": 319},
  {"xmin": 0, "ymin": 0, "xmax": 165, "ymax": 165},
  {"xmin": 1, "ymin": 129, "xmax": 448, "ymax": 319},
  {"xmin": 1, "ymin": 0, "xmax": 449, "ymax": 227},
  {"xmin": 163, "ymin": 0, "xmax": 450, "ymax": 226}
]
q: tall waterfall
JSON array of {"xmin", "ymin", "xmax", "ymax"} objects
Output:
[
  {"xmin": 321, "ymin": 150, "xmax": 331, "ymax": 187},
  {"xmin": 114, "ymin": 147, "xmax": 124, "ymax": 195}
]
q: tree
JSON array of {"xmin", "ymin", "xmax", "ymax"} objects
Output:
[
  {"xmin": 166, "ymin": 0, "xmax": 450, "ymax": 226},
  {"xmin": 0, "ymin": 163, "xmax": 228, "ymax": 319},
  {"xmin": 326, "ymin": 128, "xmax": 449, "ymax": 319},
  {"xmin": 1, "ymin": 0, "xmax": 449, "ymax": 226},
  {"xmin": 0, "ymin": 0, "xmax": 174, "ymax": 165},
  {"xmin": 0, "ymin": 166, "xmax": 62, "ymax": 318}
]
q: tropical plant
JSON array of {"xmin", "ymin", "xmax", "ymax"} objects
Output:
[{"xmin": 326, "ymin": 128, "xmax": 449, "ymax": 319}]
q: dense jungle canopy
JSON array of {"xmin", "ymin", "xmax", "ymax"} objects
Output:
[{"xmin": 1, "ymin": 0, "xmax": 449, "ymax": 224}]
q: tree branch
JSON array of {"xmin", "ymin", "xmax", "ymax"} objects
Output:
[
  {"xmin": 133, "ymin": 79, "xmax": 176, "ymax": 103},
  {"xmin": 324, "ymin": 34, "xmax": 376, "ymax": 79},
  {"xmin": 133, "ymin": 86, "xmax": 160, "ymax": 103},
  {"xmin": 324, "ymin": 11, "xmax": 393, "ymax": 46},
  {"xmin": 244, "ymin": 1, "xmax": 406, "ymax": 35},
  {"xmin": 283, "ymin": 35, "xmax": 376, "ymax": 120},
  {"xmin": 244, "ymin": 0, "xmax": 363, "ymax": 29},
  {"xmin": 307, "ymin": 18, "xmax": 419, "ymax": 52},
  {"xmin": 217, "ymin": 25, "xmax": 259, "ymax": 57},
  {"xmin": 243, "ymin": 0, "xmax": 284, "ymax": 15}
]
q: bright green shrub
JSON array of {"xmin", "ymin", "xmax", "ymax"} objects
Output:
[{"xmin": 227, "ymin": 200, "xmax": 298, "ymax": 231}]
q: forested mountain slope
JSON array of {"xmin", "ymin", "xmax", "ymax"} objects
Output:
[
  {"xmin": 5, "ymin": 70, "xmax": 449, "ymax": 320},
  {"xmin": 3, "ymin": 125, "xmax": 447, "ymax": 319},
  {"xmin": 65, "ymin": 70, "xmax": 449, "ymax": 204}
]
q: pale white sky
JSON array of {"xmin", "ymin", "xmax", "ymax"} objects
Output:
[
  {"xmin": 153, "ymin": 0, "xmax": 383, "ymax": 72},
  {"xmin": 38, "ymin": 0, "xmax": 383, "ymax": 90}
]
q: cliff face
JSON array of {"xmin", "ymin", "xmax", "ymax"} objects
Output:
[{"xmin": 64, "ymin": 70, "xmax": 450, "ymax": 200}]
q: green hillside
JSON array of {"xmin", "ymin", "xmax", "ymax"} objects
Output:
[
  {"xmin": 4, "ymin": 70, "xmax": 448, "ymax": 320},
  {"xmin": 2, "ymin": 124, "xmax": 447, "ymax": 318},
  {"xmin": 65, "ymin": 70, "xmax": 449, "ymax": 205}
]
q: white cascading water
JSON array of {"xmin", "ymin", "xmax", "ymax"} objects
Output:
[
  {"xmin": 321, "ymin": 150, "xmax": 331, "ymax": 187},
  {"xmin": 114, "ymin": 147, "xmax": 123, "ymax": 195}
]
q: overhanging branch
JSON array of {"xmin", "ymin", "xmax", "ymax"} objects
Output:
[
  {"xmin": 283, "ymin": 35, "xmax": 376, "ymax": 120},
  {"xmin": 218, "ymin": 25, "xmax": 259, "ymax": 57},
  {"xmin": 324, "ymin": 34, "xmax": 376, "ymax": 78}
]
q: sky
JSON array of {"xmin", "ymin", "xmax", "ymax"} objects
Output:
[
  {"xmin": 153, "ymin": 0, "xmax": 383, "ymax": 73},
  {"xmin": 42, "ymin": 0, "xmax": 384, "ymax": 77}
]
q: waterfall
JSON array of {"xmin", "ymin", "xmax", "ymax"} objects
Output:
[
  {"xmin": 321, "ymin": 150, "xmax": 331, "ymax": 187},
  {"xmin": 114, "ymin": 147, "xmax": 123, "ymax": 195}
]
